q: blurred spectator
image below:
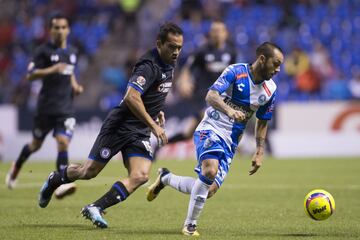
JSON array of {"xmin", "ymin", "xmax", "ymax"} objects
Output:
[
  {"xmin": 285, "ymin": 48, "xmax": 321, "ymax": 97},
  {"xmin": 310, "ymin": 41, "xmax": 336, "ymax": 81},
  {"xmin": 323, "ymin": 73, "xmax": 352, "ymax": 100}
]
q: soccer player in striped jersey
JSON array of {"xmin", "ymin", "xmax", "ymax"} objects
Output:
[{"xmin": 147, "ymin": 42, "xmax": 284, "ymax": 236}]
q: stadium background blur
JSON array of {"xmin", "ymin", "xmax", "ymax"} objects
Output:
[{"xmin": 0, "ymin": 0, "xmax": 359, "ymax": 161}]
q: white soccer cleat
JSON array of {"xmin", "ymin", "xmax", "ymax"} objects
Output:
[
  {"xmin": 5, "ymin": 163, "xmax": 19, "ymax": 189},
  {"xmin": 5, "ymin": 172, "xmax": 17, "ymax": 189},
  {"xmin": 54, "ymin": 183, "xmax": 77, "ymax": 199}
]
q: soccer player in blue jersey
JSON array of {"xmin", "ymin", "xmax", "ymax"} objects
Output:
[{"xmin": 147, "ymin": 42, "xmax": 284, "ymax": 236}]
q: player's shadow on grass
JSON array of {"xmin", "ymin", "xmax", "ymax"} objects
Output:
[{"xmin": 21, "ymin": 223, "xmax": 180, "ymax": 235}]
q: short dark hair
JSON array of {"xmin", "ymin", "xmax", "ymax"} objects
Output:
[
  {"xmin": 157, "ymin": 22, "xmax": 183, "ymax": 43},
  {"xmin": 49, "ymin": 13, "xmax": 70, "ymax": 28},
  {"xmin": 256, "ymin": 42, "xmax": 283, "ymax": 58}
]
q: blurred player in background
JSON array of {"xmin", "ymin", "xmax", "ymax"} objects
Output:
[
  {"xmin": 154, "ymin": 20, "xmax": 237, "ymax": 158},
  {"xmin": 38, "ymin": 22, "xmax": 183, "ymax": 229},
  {"xmin": 147, "ymin": 42, "xmax": 284, "ymax": 236},
  {"xmin": 5, "ymin": 13, "xmax": 83, "ymax": 199}
]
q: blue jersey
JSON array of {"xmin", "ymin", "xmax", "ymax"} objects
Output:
[{"xmin": 195, "ymin": 63, "xmax": 276, "ymax": 153}]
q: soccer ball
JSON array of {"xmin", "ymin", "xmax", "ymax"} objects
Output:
[{"xmin": 304, "ymin": 189, "xmax": 335, "ymax": 221}]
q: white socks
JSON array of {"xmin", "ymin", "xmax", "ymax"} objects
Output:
[
  {"xmin": 162, "ymin": 173, "xmax": 195, "ymax": 194},
  {"xmin": 184, "ymin": 177, "xmax": 212, "ymax": 225}
]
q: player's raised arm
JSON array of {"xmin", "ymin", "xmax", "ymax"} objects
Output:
[
  {"xmin": 249, "ymin": 119, "xmax": 268, "ymax": 175},
  {"xmin": 124, "ymin": 86, "xmax": 168, "ymax": 146}
]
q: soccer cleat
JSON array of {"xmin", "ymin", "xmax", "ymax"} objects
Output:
[
  {"xmin": 146, "ymin": 168, "xmax": 170, "ymax": 201},
  {"xmin": 5, "ymin": 162, "xmax": 19, "ymax": 189},
  {"xmin": 54, "ymin": 183, "xmax": 77, "ymax": 199},
  {"xmin": 182, "ymin": 224, "xmax": 200, "ymax": 236},
  {"xmin": 81, "ymin": 205, "xmax": 108, "ymax": 228},
  {"xmin": 38, "ymin": 172, "xmax": 56, "ymax": 208}
]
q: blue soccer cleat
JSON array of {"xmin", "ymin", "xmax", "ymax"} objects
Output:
[
  {"xmin": 81, "ymin": 205, "xmax": 108, "ymax": 228},
  {"xmin": 39, "ymin": 172, "xmax": 57, "ymax": 208}
]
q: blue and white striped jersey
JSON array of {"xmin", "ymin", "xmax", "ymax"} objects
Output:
[{"xmin": 195, "ymin": 63, "xmax": 277, "ymax": 153}]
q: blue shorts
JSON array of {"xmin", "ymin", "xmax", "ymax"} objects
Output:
[{"xmin": 193, "ymin": 130, "xmax": 234, "ymax": 187}]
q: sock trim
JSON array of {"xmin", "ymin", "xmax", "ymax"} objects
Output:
[
  {"xmin": 198, "ymin": 173, "xmax": 214, "ymax": 185},
  {"xmin": 113, "ymin": 181, "xmax": 129, "ymax": 200}
]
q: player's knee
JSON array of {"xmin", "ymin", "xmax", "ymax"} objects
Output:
[
  {"xmin": 29, "ymin": 141, "xmax": 42, "ymax": 152},
  {"xmin": 203, "ymin": 167, "xmax": 218, "ymax": 180},
  {"xmin": 56, "ymin": 138, "xmax": 69, "ymax": 151},
  {"xmin": 130, "ymin": 172, "xmax": 149, "ymax": 186}
]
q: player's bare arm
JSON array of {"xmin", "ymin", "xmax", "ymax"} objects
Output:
[
  {"xmin": 249, "ymin": 119, "xmax": 268, "ymax": 175},
  {"xmin": 124, "ymin": 86, "xmax": 168, "ymax": 145},
  {"xmin": 205, "ymin": 89, "xmax": 246, "ymax": 122},
  {"xmin": 26, "ymin": 62, "xmax": 68, "ymax": 81},
  {"xmin": 70, "ymin": 74, "xmax": 84, "ymax": 95}
]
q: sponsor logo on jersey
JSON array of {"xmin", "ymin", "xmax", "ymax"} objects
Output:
[
  {"xmin": 50, "ymin": 54, "xmax": 59, "ymax": 62},
  {"xmin": 100, "ymin": 147, "xmax": 111, "ymax": 159},
  {"xmin": 158, "ymin": 82, "xmax": 172, "ymax": 93},
  {"xmin": 237, "ymin": 83, "xmax": 245, "ymax": 91}
]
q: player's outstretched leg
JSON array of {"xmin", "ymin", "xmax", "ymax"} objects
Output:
[
  {"xmin": 182, "ymin": 223, "xmax": 200, "ymax": 237},
  {"xmin": 146, "ymin": 168, "xmax": 170, "ymax": 201},
  {"xmin": 5, "ymin": 162, "xmax": 20, "ymax": 189},
  {"xmin": 81, "ymin": 204, "xmax": 108, "ymax": 228}
]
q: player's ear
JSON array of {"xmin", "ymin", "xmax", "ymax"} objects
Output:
[
  {"xmin": 259, "ymin": 55, "xmax": 266, "ymax": 64},
  {"xmin": 156, "ymin": 39, "xmax": 162, "ymax": 49}
]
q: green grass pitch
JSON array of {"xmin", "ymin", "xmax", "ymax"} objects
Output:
[{"xmin": 0, "ymin": 157, "xmax": 359, "ymax": 240}]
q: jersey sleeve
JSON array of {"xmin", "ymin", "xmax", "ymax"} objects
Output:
[
  {"xmin": 256, "ymin": 91, "xmax": 276, "ymax": 120},
  {"xmin": 28, "ymin": 47, "xmax": 47, "ymax": 73},
  {"xmin": 208, "ymin": 65, "xmax": 236, "ymax": 94},
  {"xmin": 128, "ymin": 61, "xmax": 156, "ymax": 95}
]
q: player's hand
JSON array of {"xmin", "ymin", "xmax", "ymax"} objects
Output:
[
  {"xmin": 156, "ymin": 111, "xmax": 165, "ymax": 127},
  {"xmin": 52, "ymin": 63, "xmax": 68, "ymax": 74},
  {"xmin": 249, "ymin": 151, "xmax": 264, "ymax": 175},
  {"xmin": 178, "ymin": 81, "xmax": 194, "ymax": 98},
  {"xmin": 73, "ymin": 84, "xmax": 84, "ymax": 95},
  {"xmin": 152, "ymin": 124, "xmax": 168, "ymax": 147},
  {"xmin": 227, "ymin": 109, "xmax": 246, "ymax": 122}
]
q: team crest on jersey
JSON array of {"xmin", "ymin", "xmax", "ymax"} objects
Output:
[
  {"xmin": 136, "ymin": 76, "xmax": 146, "ymax": 86},
  {"xmin": 33, "ymin": 128, "xmax": 43, "ymax": 138},
  {"xmin": 209, "ymin": 110, "xmax": 220, "ymax": 120},
  {"xmin": 100, "ymin": 148, "xmax": 111, "ymax": 159},
  {"xmin": 70, "ymin": 54, "xmax": 77, "ymax": 64},
  {"xmin": 203, "ymin": 138, "xmax": 214, "ymax": 149},
  {"xmin": 258, "ymin": 94, "xmax": 267, "ymax": 104}
]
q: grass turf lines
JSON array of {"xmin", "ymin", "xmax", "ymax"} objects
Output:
[{"xmin": 0, "ymin": 157, "xmax": 359, "ymax": 240}]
